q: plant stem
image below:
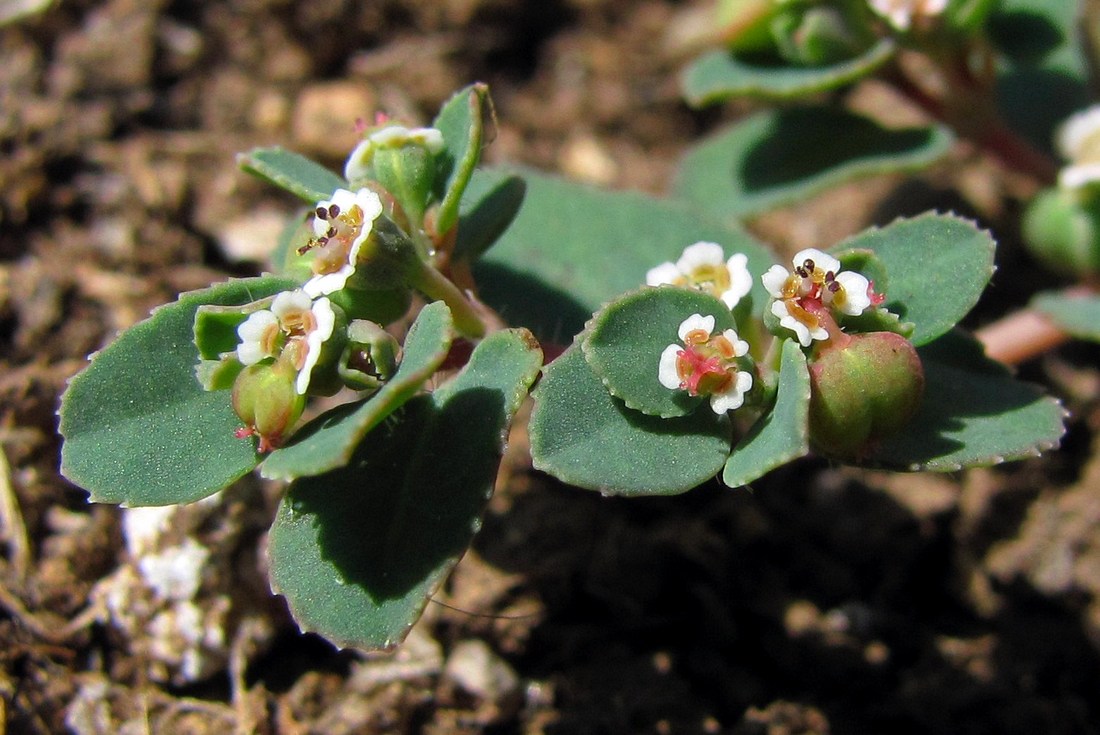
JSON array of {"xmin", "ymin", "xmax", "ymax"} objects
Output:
[{"xmin": 405, "ymin": 259, "xmax": 487, "ymax": 339}]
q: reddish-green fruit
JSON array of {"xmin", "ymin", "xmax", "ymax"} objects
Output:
[{"xmin": 808, "ymin": 331, "xmax": 924, "ymax": 459}]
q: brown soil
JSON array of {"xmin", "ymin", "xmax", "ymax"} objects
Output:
[{"xmin": 2, "ymin": 1, "xmax": 1100, "ymax": 733}]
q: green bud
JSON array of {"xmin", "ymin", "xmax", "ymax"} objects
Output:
[
  {"xmin": 339, "ymin": 319, "xmax": 401, "ymax": 392},
  {"xmin": 231, "ymin": 358, "xmax": 306, "ymax": 452},
  {"xmin": 1022, "ymin": 187, "xmax": 1100, "ymax": 279},
  {"xmin": 808, "ymin": 331, "xmax": 924, "ymax": 459},
  {"xmin": 345, "ymin": 125, "xmax": 445, "ymax": 226},
  {"xmin": 772, "ymin": 5, "xmax": 873, "ymax": 66}
]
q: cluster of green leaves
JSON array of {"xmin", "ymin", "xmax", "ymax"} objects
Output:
[
  {"xmin": 60, "ymin": 86, "xmax": 542, "ymax": 649},
  {"xmin": 58, "ymin": 63, "xmax": 1071, "ymax": 653}
]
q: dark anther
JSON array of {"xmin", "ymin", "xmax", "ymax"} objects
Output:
[
  {"xmin": 824, "ymin": 271, "xmax": 835, "ymax": 282},
  {"xmin": 828, "ymin": 281, "xmax": 840, "ymax": 293},
  {"xmin": 795, "ymin": 266, "xmax": 809, "ymax": 278},
  {"xmin": 803, "ymin": 259, "xmax": 815, "ymax": 271},
  {"xmin": 314, "ymin": 206, "xmax": 327, "ymax": 220},
  {"xmin": 326, "ymin": 226, "xmax": 336, "ymax": 238},
  {"xmin": 328, "ymin": 204, "xmax": 341, "ymax": 218}
]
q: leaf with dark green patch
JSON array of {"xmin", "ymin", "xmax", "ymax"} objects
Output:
[
  {"xmin": 673, "ymin": 106, "xmax": 954, "ymax": 219},
  {"xmin": 681, "ymin": 40, "xmax": 895, "ymax": 106},
  {"xmin": 867, "ymin": 331, "xmax": 1066, "ymax": 471},
  {"xmin": 266, "ymin": 328, "xmax": 542, "ymax": 650},
  {"xmin": 471, "ymin": 168, "xmax": 776, "ymax": 343}
]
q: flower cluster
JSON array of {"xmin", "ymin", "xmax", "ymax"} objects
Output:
[
  {"xmin": 762, "ymin": 248, "xmax": 880, "ymax": 346},
  {"xmin": 659, "ymin": 313, "xmax": 753, "ymax": 414},
  {"xmin": 647, "ymin": 241, "xmax": 753, "ymax": 309}
]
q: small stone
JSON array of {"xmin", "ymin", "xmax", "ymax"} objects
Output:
[
  {"xmin": 443, "ymin": 639, "xmax": 522, "ymax": 721},
  {"xmin": 293, "ymin": 82, "xmax": 376, "ymax": 158},
  {"xmin": 214, "ymin": 207, "xmax": 288, "ymax": 263},
  {"xmin": 559, "ymin": 134, "xmax": 618, "ymax": 186}
]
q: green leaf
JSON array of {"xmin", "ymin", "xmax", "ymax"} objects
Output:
[
  {"xmin": 194, "ymin": 301, "xmax": 274, "ymax": 360},
  {"xmin": 238, "ymin": 147, "xmax": 347, "ymax": 203},
  {"xmin": 583, "ymin": 288, "xmax": 737, "ymax": 418},
  {"xmin": 433, "ymin": 83, "xmax": 490, "ymax": 235},
  {"xmin": 1031, "ymin": 290, "xmax": 1100, "ymax": 342},
  {"xmin": 681, "ymin": 39, "xmax": 895, "ymax": 106},
  {"xmin": 723, "ymin": 339, "xmax": 810, "ymax": 487},
  {"xmin": 261, "ymin": 301, "xmax": 454, "ymax": 480},
  {"xmin": 472, "ymin": 168, "xmax": 777, "ymax": 342},
  {"xmin": 529, "ymin": 342, "xmax": 733, "ymax": 496},
  {"xmin": 866, "ymin": 330, "xmax": 1066, "ymax": 471},
  {"xmin": 454, "ymin": 174, "xmax": 526, "ymax": 262},
  {"xmin": 59, "ymin": 276, "xmax": 297, "ymax": 506},
  {"xmin": 831, "ymin": 214, "xmax": 996, "ymax": 346},
  {"xmin": 266, "ymin": 328, "xmax": 542, "ymax": 650},
  {"xmin": 673, "ymin": 106, "xmax": 954, "ymax": 219},
  {"xmin": 990, "ymin": 0, "xmax": 1089, "ymax": 152}
]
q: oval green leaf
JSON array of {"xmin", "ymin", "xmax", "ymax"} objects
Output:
[
  {"xmin": 432, "ymin": 83, "xmax": 490, "ymax": 235},
  {"xmin": 261, "ymin": 301, "xmax": 454, "ymax": 481},
  {"xmin": 723, "ymin": 339, "xmax": 810, "ymax": 487},
  {"xmin": 583, "ymin": 288, "xmax": 737, "ymax": 418},
  {"xmin": 59, "ymin": 276, "xmax": 297, "ymax": 506},
  {"xmin": 673, "ymin": 106, "xmax": 954, "ymax": 220},
  {"xmin": 681, "ymin": 39, "xmax": 895, "ymax": 106},
  {"xmin": 237, "ymin": 147, "xmax": 347, "ymax": 204},
  {"xmin": 267, "ymin": 328, "xmax": 542, "ymax": 650},
  {"xmin": 530, "ymin": 342, "xmax": 732, "ymax": 496},
  {"xmin": 1031, "ymin": 290, "xmax": 1100, "ymax": 343},
  {"xmin": 831, "ymin": 214, "xmax": 996, "ymax": 346}
]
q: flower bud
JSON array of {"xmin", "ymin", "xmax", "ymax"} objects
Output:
[
  {"xmin": 1022, "ymin": 187, "xmax": 1100, "ymax": 278},
  {"xmin": 344, "ymin": 125, "xmax": 444, "ymax": 227},
  {"xmin": 808, "ymin": 331, "xmax": 924, "ymax": 459},
  {"xmin": 772, "ymin": 5, "xmax": 873, "ymax": 66},
  {"xmin": 231, "ymin": 358, "xmax": 306, "ymax": 452}
]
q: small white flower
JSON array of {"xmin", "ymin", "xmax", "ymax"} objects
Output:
[
  {"xmin": 1056, "ymin": 105, "xmax": 1100, "ymax": 190},
  {"xmin": 763, "ymin": 248, "xmax": 880, "ymax": 345},
  {"xmin": 867, "ymin": 0, "xmax": 947, "ymax": 31},
  {"xmin": 345, "ymin": 125, "xmax": 445, "ymax": 182},
  {"xmin": 646, "ymin": 242, "xmax": 754, "ymax": 309},
  {"xmin": 234, "ymin": 290, "xmax": 337, "ymax": 395},
  {"xmin": 303, "ymin": 188, "xmax": 384, "ymax": 297},
  {"xmin": 659, "ymin": 313, "xmax": 752, "ymax": 414}
]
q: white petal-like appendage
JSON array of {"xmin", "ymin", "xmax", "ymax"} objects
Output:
[
  {"xmin": 658, "ymin": 344, "xmax": 682, "ymax": 389},
  {"xmin": 792, "ymin": 248, "xmax": 840, "ymax": 275},
  {"xmin": 676, "ymin": 241, "xmax": 725, "ymax": 272},
  {"xmin": 677, "ymin": 313, "xmax": 715, "ymax": 341},
  {"xmin": 761, "ymin": 265, "xmax": 790, "ymax": 297},
  {"xmin": 834, "ymin": 271, "xmax": 872, "ymax": 315},
  {"xmin": 646, "ymin": 262, "xmax": 681, "ymax": 286}
]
